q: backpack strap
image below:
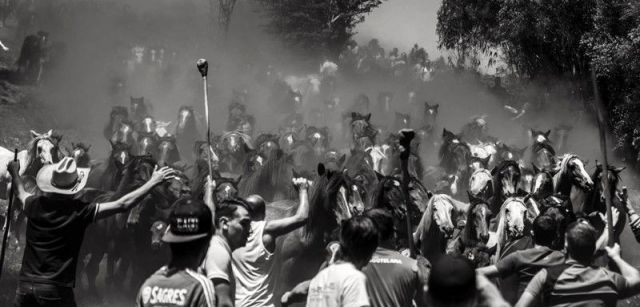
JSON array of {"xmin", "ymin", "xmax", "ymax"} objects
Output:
[{"xmin": 542, "ymin": 263, "xmax": 571, "ymax": 305}]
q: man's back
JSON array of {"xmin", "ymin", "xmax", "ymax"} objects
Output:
[
  {"xmin": 525, "ymin": 260, "xmax": 631, "ymax": 307},
  {"xmin": 232, "ymin": 221, "xmax": 275, "ymax": 307},
  {"xmin": 136, "ymin": 266, "xmax": 216, "ymax": 307},
  {"xmin": 496, "ymin": 245, "xmax": 565, "ymax": 301},
  {"xmin": 307, "ymin": 262, "xmax": 369, "ymax": 307},
  {"xmin": 363, "ymin": 247, "xmax": 423, "ymax": 307},
  {"xmin": 20, "ymin": 194, "xmax": 97, "ymax": 287}
]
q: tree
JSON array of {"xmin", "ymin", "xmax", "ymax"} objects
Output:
[
  {"xmin": 437, "ymin": 0, "xmax": 596, "ymax": 80},
  {"xmin": 259, "ymin": 0, "xmax": 383, "ymax": 59}
]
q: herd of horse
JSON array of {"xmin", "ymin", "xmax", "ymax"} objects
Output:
[{"xmin": 0, "ymin": 89, "xmax": 628, "ymax": 304}]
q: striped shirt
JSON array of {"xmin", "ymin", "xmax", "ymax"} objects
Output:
[
  {"xmin": 136, "ymin": 266, "xmax": 216, "ymax": 307},
  {"xmin": 524, "ymin": 260, "xmax": 630, "ymax": 307}
]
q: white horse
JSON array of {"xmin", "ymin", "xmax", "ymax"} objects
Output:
[{"xmin": 0, "ymin": 130, "xmax": 57, "ymax": 184}]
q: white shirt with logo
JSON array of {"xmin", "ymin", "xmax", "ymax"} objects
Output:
[{"xmin": 307, "ymin": 262, "xmax": 370, "ymax": 307}]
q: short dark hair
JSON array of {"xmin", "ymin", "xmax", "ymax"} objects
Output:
[
  {"xmin": 565, "ymin": 221, "xmax": 597, "ymax": 264},
  {"xmin": 428, "ymin": 255, "xmax": 476, "ymax": 304},
  {"xmin": 169, "ymin": 237, "xmax": 210, "ymax": 259},
  {"xmin": 364, "ymin": 209, "xmax": 394, "ymax": 242},
  {"xmin": 215, "ymin": 198, "xmax": 252, "ymax": 225},
  {"xmin": 340, "ymin": 216, "xmax": 379, "ymax": 264},
  {"xmin": 532, "ymin": 215, "xmax": 556, "ymax": 247}
]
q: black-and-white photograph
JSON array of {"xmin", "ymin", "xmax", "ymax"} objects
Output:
[{"xmin": 1, "ymin": 0, "xmax": 640, "ymax": 306}]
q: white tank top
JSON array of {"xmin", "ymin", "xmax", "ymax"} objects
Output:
[{"xmin": 231, "ymin": 220, "xmax": 275, "ymax": 307}]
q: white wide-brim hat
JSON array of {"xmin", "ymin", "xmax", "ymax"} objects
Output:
[{"xmin": 36, "ymin": 157, "xmax": 90, "ymax": 195}]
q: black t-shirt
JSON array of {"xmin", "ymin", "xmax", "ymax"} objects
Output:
[{"xmin": 19, "ymin": 194, "xmax": 98, "ymax": 287}]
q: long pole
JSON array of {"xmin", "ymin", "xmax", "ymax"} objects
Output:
[
  {"xmin": 399, "ymin": 129, "xmax": 416, "ymax": 258},
  {"xmin": 197, "ymin": 59, "xmax": 214, "ymax": 179},
  {"xmin": 591, "ymin": 70, "xmax": 614, "ymax": 247},
  {"xmin": 0, "ymin": 149, "xmax": 18, "ymax": 279}
]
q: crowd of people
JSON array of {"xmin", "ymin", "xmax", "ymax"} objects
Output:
[{"xmin": 3, "ymin": 20, "xmax": 640, "ymax": 307}]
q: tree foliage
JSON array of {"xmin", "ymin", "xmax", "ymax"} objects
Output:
[
  {"xmin": 259, "ymin": 0, "xmax": 383, "ymax": 59},
  {"xmin": 438, "ymin": 0, "xmax": 640, "ymax": 166}
]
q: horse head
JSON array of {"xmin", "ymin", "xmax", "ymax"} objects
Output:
[
  {"xmin": 29, "ymin": 129, "xmax": 58, "ymax": 165},
  {"xmin": 394, "ymin": 112, "xmax": 411, "ymax": 129},
  {"xmin": 323, "ymin": 150, "xmax": 346, "ymax": 172},
  {"xmin": 530, "ymin": 164, "xmax": 556, "ymax": 199},
  {"xmin": 495, "ymin": 142, "xmax": 527, "ymax": 164},
  {"xmin": 71, "ymin": 142, "xmax": 91, "ymax": 168},
  {"xmin": 424, "ymin": 102, "xmax": 439, "ymax": 123},
  {"xmin": 530, "ymin": 128, "xmax": 552, "ymax": 146},
  {"xmin": 555, "ymin": 154, "xmax": 593, "ymax": 193},
  {"xmin": 469, "ymin": 168, "xmax": 493, "ymax": 200},
  {"xmin": 157, "ymin": 135, "xmax": 180, "ymax": 167},
  {"xmin": 466, "ymin": 191, "xmax": 492, "ymax": 244},
  {"xmin": 339, "ymin": 171, "xmax": 367, "ymax": 215},
  {"xmin": 499, "ymin": 197, "xmax": 528, "ymax": 240},
  {"xmin": 214, "ymin": 176, "xmax": 241, "ymax": 203},
  {"xmin": 130, "ymin": 96, "xmax": 147, "ymax": 118},
  {"xmin": 306, "ymin": 127, "xmax": 330, "ymax": 156},
  {"xmin": 176, "ymin": 106, "xmax": 195, "ymax": 131},
  {"xmin": 150, "ymin": 221, "xmax": 168, "ymax": 250},
  {"xmin": 109, "ymin": 141, "xmax": 133, "ymax": 167},
  {"xmin": 221, "ymin": 131, "xmax": 248, "ymax": 154},
  {"xmin": 492, "ymin": 160, "xmax": 521, "ymax": 198},
  {"xmin": 137, "ymin": 116, "xmax": 155, "ymax": 136},
  {"xmin": 137, "ymin": 134, "xmax": 157, "ymax": 156},
  {"xmin": 255, "ymin": 133, "xmax": 280, "ymax": 160},
  {"xmin": 421, "ymin": 194, "xmax": 460, "ymax": 239},
  {"xmin": 350, "ymin": 112, "xmax": 373, "ymax": 140}
]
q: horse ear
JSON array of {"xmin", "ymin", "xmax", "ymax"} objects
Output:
[
  {"xmin": 351, "ymin": 112, "xmax": 357, "ymax": 119},
  {"xmin": 365, "ymin": 113, "xmax": 372, "ymax": 122},
  {"xmin": 424, "ymin": 101, "xmax": 430, "ymax": 108},
  {"xmin": 235, "ymin": 175, "xmax": 243, "ymax": 185},
  {"xmin": 338, "ymin": 154, "xmax": 346, "ymax": 166},
  {"xmin": 30, "ymin": 130, "xmax": 40, "ymax": 138},
  {"xmin": 528, "ymin": 129, "xmax": 534, "ymax": 138},
  {"xmin": 434, "ymin": 104, "xmax": 439, "ymax": 110},
  {"xmin": 317, "ymin": 163, "xmax": 326, "ymax": 176},
  {"xmin": 292, "ymin": 169, "xmax": 300, "ymax": 178},
  {"xmin": 544, "ymin": 130, "xmax": 551, "ymax": 138},
  {"xmin": 490, "ymin": 166, "xmax": 497, "ymax": 176}
]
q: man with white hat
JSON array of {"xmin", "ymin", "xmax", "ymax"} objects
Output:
[{"xmin": 7, "ymin": 157, "xmax": 175, "ymax": 307}]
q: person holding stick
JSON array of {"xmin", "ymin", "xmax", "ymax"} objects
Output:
[{"xmin": 7, "ymin": 157, "xmax": 175, "ymax": 307}]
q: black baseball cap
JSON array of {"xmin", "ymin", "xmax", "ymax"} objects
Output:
[{"xmin": 162, "ymin": 199, "xmax": 213, "ymax": 243}]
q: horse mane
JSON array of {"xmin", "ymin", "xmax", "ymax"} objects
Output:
[
  {"xmin": 23, "ymin": 136, "xmax": 58, "ymax": 176},
  {"xmin": 306, "ymin": 170, "xmax": 344, "ymax": 242},
  {"xmin": 439, "ymin": 140, "xmax": 471, "ymax": 173},
  {"xmin": 493, "ymin": 197, "xmax": 526, "ymax": 263},
  {"xmin": 553, "ymin": 153, "xmax": 579, "ymax": 193},
  {"xmin": 416, "ymin": 194, "xmax": 466, "ymax": 241},
  {"xmin": 461, "ymin": 200, "xmax": 488, "ymax": 247}
]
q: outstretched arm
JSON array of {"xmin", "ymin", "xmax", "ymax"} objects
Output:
[
  {"xmin": 606, "ymin": 243, "xmax": 640, "ymax": 297},
  {"xmin": 95, "ymin": 166, "xmax": 174, "ymax": 220},
  {"xmin": 262, "ymin": 178, "xmax": 311, "ymax": 253}
]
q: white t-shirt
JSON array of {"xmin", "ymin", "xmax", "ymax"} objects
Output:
[
  {"xmin": 232, "ymin": 221, "xmax": 275, "ymax": 307},
  {"xmin": 202, "ymin": 235, "xmax": 235, "ymax": 297},
  {"xmin": 307, "ymin": 262, "xmax": 370, "ymax": 307}
]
